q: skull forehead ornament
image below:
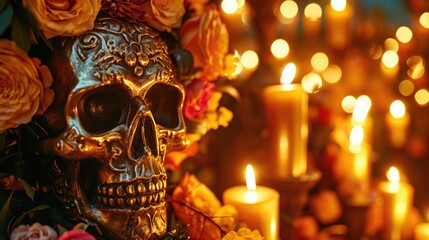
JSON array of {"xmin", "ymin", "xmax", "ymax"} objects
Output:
[{"xmin": 44, "ymin": 16, "xmax": 187, "ymax": 239}]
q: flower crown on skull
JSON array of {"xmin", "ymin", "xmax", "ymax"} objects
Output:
[{"xmin": 0, "ymin": 0, "xmax": 239, "ymax": 142}]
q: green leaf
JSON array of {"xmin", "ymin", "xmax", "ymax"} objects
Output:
[
  {"xmin": 11, "ymin": 12, "xmax": 32, "ymax": 52},
  {"xmin": 0, "ymin": 3, "xmax": 12, "ymax": 36},
  {"xmin": 0, "ymin": 190, "xmax": 14, "ymax": 221},
  {"xmin": 17, "ymin": 177, "xmax": 35, "ymax": 201},
  {"xmin": 9, "ymin": 205, "xmax": 49, "ymax": 233},
  {"xmin": 72, "ymin": 223, "xmax": 88, "ymax": 230}
]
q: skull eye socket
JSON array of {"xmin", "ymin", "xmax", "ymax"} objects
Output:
[
  {"xmin": 79, "ymin": 85, "xmax": 130, "ymax": 133},
  {"xmin": 146, "ymin": 83, "xmax": 182, "ymax": 129}
]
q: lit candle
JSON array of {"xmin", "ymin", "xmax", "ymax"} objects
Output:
[
  {"xmin": 380, "ymin": 50, "xmax": 400, "ymax": 80},
  {"xmin": 325, "ymin": 0, "xmax": 353, "ymax": 49},
  {"xmin": 303, "ymin": 3, "xmax": 322, "ymax": 38},
  {"xmin": 223, "ymin": 165, "xmax": 280, "ymax": 240},
  {"xmin": 378, "ymin": 167, "xmax": 414, "ymax": 240},
  {"xmin": 262, "ymin": 63, "xmax": 308, "ymax": 178},
  {"xmin": 386, "ymin": 100, "xmax": 410, "ymax": 148},
  {"xmin": 276, "ymin": 0, "xmax": 299, "ymax": 42},
  {"xmin": 348, "ymin": 126, "xmax": 370, "ymax": 199}
]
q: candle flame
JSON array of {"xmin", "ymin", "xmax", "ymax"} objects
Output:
[
  {"xmin": 331, "ymin": 0, "xmax": 346, "ymax": 12},
  {"xmin": 280, "ymin": 63, "xmax": 296, "ymax": 84},
  {"xmin": 387, "ymin": 166, "xmax": 400, "ymax": 183},
  {"xmin": 349, "ymin": 126, "xmax": 364, "ymax": 153},
  {"xmin": 390, "ymin": 100, "xmax": 406, "ymax": 119},
  {"xmin": 246, "ymin": 164, "xmax": 256, "ymax": 191},
  {"xmin": 352, "ymin": 95, "xmax": 371, "ymax": 122}
]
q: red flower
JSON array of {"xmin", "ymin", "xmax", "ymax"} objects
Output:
[
  {"xmin": 101, "ymin": 0, "xmax": 148, "ymax": 23},
  {"xmin": 58, "ymin": 229, "xmax": 95, "ymax": 240},
  {"xmin": 184, "ymin": 78, "xmax": 215, "ymax": 120}
]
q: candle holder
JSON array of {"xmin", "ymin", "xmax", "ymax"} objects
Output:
[
  {"xmin": 340, "ymin": 196, "xmax": 373, "ymax": 240},
  {"xmin": 261, "ymin": 169, "xmax": 321, "ymax": 240}
]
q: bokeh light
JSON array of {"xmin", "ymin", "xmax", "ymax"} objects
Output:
[
  {"xmin": 382, "ymin": 50, "xmax": 399, "ymax": 68},
  {"xmin": 407, "ymin": 56, "xmax": 425, "ymax": 80},
  {"xmin": 389, "ymin": 100, "xmax": 406, "ymax": 119},
  {"xmin": 415, "ymin": 89, "xmax": 429, "ymax": 106},
  {"xmin": 311, "ymin": 52, "xmax": 329, "ymax": 72},
  {"xmin": 302, "ymin": 72, "xmax": 322, "ymax": 93},
  {"xmin": 322, "ymin": 64, "xmax": 342, "ymax": 83},
  {"xmin": 271, "ymin": 39, "xmax": 290, "ymax": 59},
  {"xmin": 331, "ymin": 0, "xmax": 347, "ymax": 12},
  {"xmin": 396, "ymin": 26, "xmax": 413, "ymax": 44},
  {"xmin": 384, "ymin": 38, "xmax": 399, "ymax": 52},
  {"xmin": 420, "ymin": 12, "xmax": 429, "ymax": 29},
  {"xmin": 341, "ymin": 95, "xmax": 356, "ymax": 113},
  {"xmin": 241, "ymin": 50, "xmax": 259, "ymax": 70},
  {"xmin": 280, "ymin": 0, "xmax": 298, "ymax": 19},
  {"xmin": 221, "ymin": 0, "xmax": 239, "ymax": 14},
  {"xmin": 304, "ymin": 3, "xmax": 322, "ymax": 21},
  {"xmin": 398, "ymin": 80, "xmax": 415, "ymax": 96}
]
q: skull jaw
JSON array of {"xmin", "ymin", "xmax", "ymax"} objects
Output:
[
  {"xmin": 52, "ymin": 160, "xmax": 168, "ymax": 239},
  {"xmin": 85, "ymin": 204, "xmax": 167, "ymax": 240}
]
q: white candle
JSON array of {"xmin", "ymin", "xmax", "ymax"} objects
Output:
[
  {"xmin": 262, "ymin": 63, "xmax": 308, "ymax": 178},
  {"xmin": 379, "ymin": 166, "xmax": 414, "ymax": 240},
  {"xmin": 325, "ymin": 0, "xmax": 353, "ymax": 49},
  {"xmin": 223, "ymin": 165, "xmax": 279, "ymax": 240}
]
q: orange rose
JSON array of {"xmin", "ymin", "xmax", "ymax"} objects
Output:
[
  {"xmin": 11, "ymin": 223, "xmax": 58, "ymax": 240},
  {"xmin": 180, "ymin": 5, "xmax": 229, "ymax": 81},
  {"xmin": 0, "ymin": 40, "xmax": 54, "ymax": 132},
  {"xmin": 142, "ymin": 0, "xmax": 185, "ymax": 32},
  {"xmin": 172, "ymin": 173, "xmax": 237, "ymax": 239},
  {"xmin": 23, "ymin": 0, "xmax": 101, "ymax": 39}
]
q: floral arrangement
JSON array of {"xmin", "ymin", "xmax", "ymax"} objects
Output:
[{"xmin": 0, "ymin": 0, "xmax": 251, "ymax": 239}]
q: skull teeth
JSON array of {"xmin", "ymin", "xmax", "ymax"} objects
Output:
[{"xmin": 96, "ymin": 178, "xmax": 166, "ymax": 209}]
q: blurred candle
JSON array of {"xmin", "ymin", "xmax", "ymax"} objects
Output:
[
  {"xmin": 378, "ymin": 167, "xmax": 414, "ymax": 240},
  {"xmin": 381, "ymin": 50, "xmax": 400, "ymax": 80},
  {"xmin": 325, "ymin": 0, "xmax": 353, "ymax": 49},
  {"xmin": 223, "ymin": 165, "xmax": 279, "ymax": 240},
  {"xmin": 303, "ymin": 3, "xmax": 322, "ymax": 39},
  {"xmin": 348, "ymin": 126, "xmax": 370, "ymax": 198},
  {"xmin": 386, "ymin": 100, "xmax": 410, "ymax": 148},
  {"xmin": 262, "ymin": 63, "xmax": 308, "ymax": 178}
]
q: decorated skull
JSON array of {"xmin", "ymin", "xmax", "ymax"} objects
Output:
[{"xmin": 40, "ymin": 16, "xmax": 188, "ymax": 239}]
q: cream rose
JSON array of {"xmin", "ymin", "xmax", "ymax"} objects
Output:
[
  {"xmin": 142, "ymin": 0, "xmax": 185, "ymax": 32},
  {"xmin": 0, "ymin": 40, "xmax": 54, "ymax": 132},
  {"xmin": 11, "ymin": 223, "xmax": 58, "ymax": 240},
  {"xmin": 180, "ymin": 5, "xmax": 229, "ymax": 81},
  {"xmin": 23, "ymin": 0, "xmax": 101, "ymax": 39}
]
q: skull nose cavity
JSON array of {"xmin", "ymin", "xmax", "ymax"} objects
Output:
[{"xmin": 130, "ymin": 116, "xmax": 158, "ymax": 160}]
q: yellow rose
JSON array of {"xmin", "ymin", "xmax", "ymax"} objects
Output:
[
  {"xmin": 142, "ymin": 0, "xmax": 185, "ymax": 32},
  {"xmin": 180, "ymin": 5, "xmax": 229, "ymax": 80},
  {"xmin": 0, "ymin": 40, "xmax": 54, "ymax": 132},
  {"xmin": 172, "ymin": 173, "xmax": 237, "ymax": 239},
  {"xmin": 23, "ymin": 0, "xmax": 101, "ymax": 39},
  {"xmin": 11, "ymin": 223, "xmax": 58, "ymax": 240}
]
